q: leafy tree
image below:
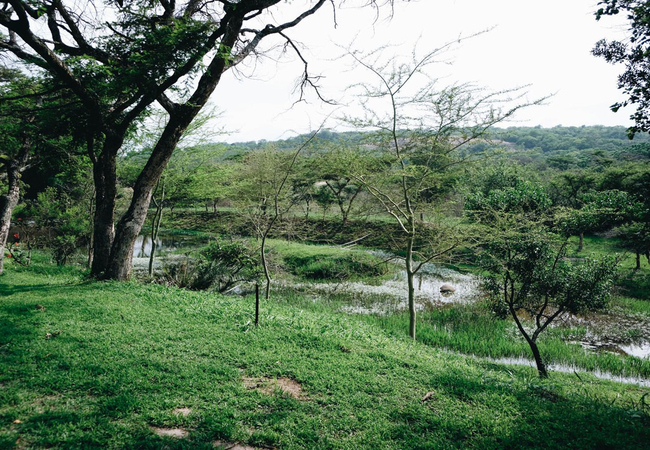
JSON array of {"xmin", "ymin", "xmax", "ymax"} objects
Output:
[
  {"xmin": 307, "ymin": 146, "xmax": 364, "ymax": 226},
  {"xmin": 594, "ymin": 0, "xmax": 650, "ymax": 137},
  {"xmin": 1, "ymin": 0, "xmax": 390, "ymax": 280},
  {"xmin": 617, "ymin": 222, "xmax": 650, "ymax": 269},
  {"xmin": 236, "ymin": 134, "xmax": 318, "ymax": 299},
  {"xmin": 481, "ymin": 226, "xmax": 618, "ymax": 378},
  {"xmin": 0, "ymin": 70, "xmax": 84, "ymax": 273}
]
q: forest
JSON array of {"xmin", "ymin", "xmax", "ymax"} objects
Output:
[{"xmin": 1, "ymin": 1, "xmax": 650, "ymax": 449}]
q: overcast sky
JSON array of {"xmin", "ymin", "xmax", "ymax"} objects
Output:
[{"xmin": 211, "ymin": 0, "xmax": 632, "ymax": 143}]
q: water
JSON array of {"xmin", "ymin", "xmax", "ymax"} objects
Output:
[
  {"xmin": 280, "ymin": 260, "xmax": 482, "ymax": 315},
  {"xmin": 477, "ymin": 354, "xmax": 650, "ymax": 388},
  {"xmin": 133, "ymin": 234, "xmax": 207, "ymax": 258},
  {"xmin": 131, "ymin": 233, "xmax": 211, "ymax": 274}
]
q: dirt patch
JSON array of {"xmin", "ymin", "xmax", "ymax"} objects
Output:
[
  {"xmin": 172, "ymin": 407, "xmax": 192, "ymax": 416},
  {"xmin": 242, "ymin": 376, "xmax": 305, "ymax": 399},
  {"xmin": 213, "ymin": 441, "xmax": 258, "ymax": 450},
  {"xmin": 151, "ymin": 427, "xmax": 189, "ymax": 438}
]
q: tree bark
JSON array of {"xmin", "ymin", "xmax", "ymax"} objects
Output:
[
  {"xmin": 0, "ymin": 143, "xmax": 30, "ymax": 275},
  {"xmin": 528, "ymin": 339, "xmax": 548, "ymax": 378},
  {"xmin": 106, "ymin": 110, "xmax": 194, "ymax": 280},
  {"xmin": 148, "ymin": 183, "xmax": 164, "ymax": 277},
  {"xmin": 90, "ymin": 138, "xmax": 120, "ymax": 277},
  {"xmin": 578, "ymin": 231, "xmax": 584, "ymax": 252},
  {"xmin": 104, "ymin": 14, "xmax": 244, "ymax": 281},
  {"xmin": 406, "ymin": 232, "xmax": 416, "ymax": 340}
]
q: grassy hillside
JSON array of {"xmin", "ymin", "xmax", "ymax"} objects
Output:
[{"xmin": 1, "ymin": 262, "xmax": 649, "ymax": 449}]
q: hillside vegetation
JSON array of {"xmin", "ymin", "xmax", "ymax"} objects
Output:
[{"xmin": 1, "ymin": 261, "xmax": 649, "ymax": 449}]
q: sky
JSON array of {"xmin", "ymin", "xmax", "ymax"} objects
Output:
[{"xmin": 211, "ymin": 0, "xmax": 633, "ymax": 143}]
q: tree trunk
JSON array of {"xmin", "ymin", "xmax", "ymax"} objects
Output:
[
  {"xmin": 148, "ymin": 183, "xmax": 164, "ymax": 277},
  {"xmin": 578, "ymin": 231, "xmax": 584, "ymax": 252},
  {"xmin": 406, "ymin": 233, "xmax": 416, "ymax": 340},
  {"xmin": 261, "ymin": 233, "xmax": 271, "ymax": 300},
  {"xmin": 636, "ymin": 251, "xmax": 641, "ymax": 270},
  {"xmin": 509, "ymin": 303, "xmax": 549, "ymax": 378},
  {"xmin": 106, "ymin": 110, "xmax": 194, "ymax": 280},
  {"xmin": 87, "ymin": 191, "xmax": 95, "ymax": 268},
  {"xmin": 90, "ymin": 140, "xmax": 120, "ymax": 277},
  {"xmin": 0, "ymin": 145, "xmax": 30, "ymax": 275},
  {"xmin": 0, "ymin": 168, "xmax": 22, "ymax": 275},
  {"xmin": 528, "ymin": 339, "xmax": 548, "ymax": 378}
]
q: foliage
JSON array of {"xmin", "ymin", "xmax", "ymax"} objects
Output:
[
  {"xmin": 276, "ymin": 242, "xmax": 388, "ymax": 281},
  {"xmin": 159, "ymin": 240, "xmax": 260, "ymax": 293},
  {"xmin": 30, "ymin": 187, "xmax": 91, "ymax": 266},
  {"xmin": 479, "ymin": 226, "xmax": 619, "ymax": 377},
  {"xmin": 594, "ymin": 1, "xmax": 650, "ymax": 136},
  {"xmin": 465, "ymin": 180, "xmax": 552, "ymax": 222}
]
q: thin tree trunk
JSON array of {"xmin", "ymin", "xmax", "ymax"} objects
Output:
[
  {"xmin": 0, "ymin": 145, "xmax": 30, "ymax": 275},
  {"xmin": 509, "ymin": 302, "xmax": 548, "ymax": 378},
  {"xmin": 406, "ymin": 233, "xmax": 416, "ymax": 340},
  {"xmin": 148, "ymin": 183, "xmax": 164, "ymax": 277},
  {"xmin": 0, "ymin": 169, "xmax": 22, "ymax": 275},
  {"xmin": 261, "ymin": 233, "xmax": 271, "ymax": 300},
  {"xmin": 578, "ymin": 231, "xmax": 584, "ymax": 252},
  {"xmin": 90, "ymin": 139, "xmax": 119, "ymax": 277},
  {"xmin": 636, "ymin": 252, "xmax": 641, "ymax": 270},
  {"xmin": 87, "ymin": 189, "xmax": 95, "ymax": 268},
  {"xmin": 528, "ymin": 339, "xmax": 548, "ymax": 378}
]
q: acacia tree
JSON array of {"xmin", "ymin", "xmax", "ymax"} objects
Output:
[
  {"xmin": 0, "ymin": 69, "xmax": 82, "ymax": 273},
  {"xmin": 480, "ymin": 224, "xmax": 618, "ymax": 378},
  {"xmin": 344, "ymin": 42, "xmax": 539, "ymax": 340},
  {"xmin": 236, "ymin": 133, "xmax": 317, "ymax": 299},
  {"xmin": 0, "ymin": 0, "xmax": 389, "ymax": 280}
]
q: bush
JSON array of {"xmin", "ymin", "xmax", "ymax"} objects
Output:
[{"xmin": 282, "ymin": 249, "xmax": 388, "ymax": 281}]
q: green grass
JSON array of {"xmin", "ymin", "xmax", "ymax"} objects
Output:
[
  {"xmin": 363, "ymin": 303, "xmax": 650, "ymax": 379},
  {"xmin": 267, "ymin": 240, "xmax": 389, "ymax": 281},
  {"xmin": 1, "ymin": 262, "xmax": 649, "ymax": 449}
]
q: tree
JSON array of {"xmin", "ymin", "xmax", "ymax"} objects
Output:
[
  {"xmin": 1, "ymin": 0, "xmax": 390, "ymax": 280},
  {"xmin": 343, "ymin": 41, "xmax": 540, "ymax": 340},
  {"xmin": 236, "ymin": 133, "xmax": 317, "ymax": 299},
  {"xmin": 480, "ymin": 225, "xmax": 618, "ymax": 378},
  {"xmin": 0, "ymin": 69, "xmax": 84, "ymax": 273},
  {"xmin": 594, "ymin": 0, "xmax": 650, "ymax": 137}
]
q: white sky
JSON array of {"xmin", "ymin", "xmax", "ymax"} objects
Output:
[{"xmin": 212, "ymin": 0, "xmax": 633, "ymax": 143}]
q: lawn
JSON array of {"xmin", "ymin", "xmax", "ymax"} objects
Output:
[{"xmin": 1, "ymin": 261, "xmax": 649, "ymax": 449}]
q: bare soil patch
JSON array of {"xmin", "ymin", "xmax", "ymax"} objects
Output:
[
  {"xmin": 213, "ymin": 441, "xmax": 258, "ymax": 449},
  {"xmin": 242, "ymin": 376, "xmax": 305, "ymax": 399},
  {"xmin": 172, "ymin": 407, "xmax": 192, "ymax": 416},
  {"xmin": 151, "ymin": 427, "xmax": 189, "ymax": 438}
]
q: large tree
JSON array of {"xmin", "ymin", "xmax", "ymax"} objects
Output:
[
  {"xmin": 0, "ymin": 0, "xmax": 389, "ymax": 280},
  {"xmin": 594, "ymin": 0, "xmax": 650, "ymax": 137}
]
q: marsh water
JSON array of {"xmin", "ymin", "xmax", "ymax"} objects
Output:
[{"xmin": 132, "ymin": 236, "xmax": 650, "ymax": 363}]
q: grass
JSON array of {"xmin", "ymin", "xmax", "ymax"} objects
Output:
[
  {"xmin": 364, "ymin": 304, "xmax": 650, "ymax": 379},
  {"xmin": 267, "ymin": 240, "xmax": 389, "ymax": 281},
  {"xmin": 567, "ymin": 235, "xmax": 650, "ymax": 300},
  {"xmin": 1, "ymin": 261, "xmax": 649, "ymax": 449}
]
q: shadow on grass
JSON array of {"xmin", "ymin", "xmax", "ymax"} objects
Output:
[{"xmin": 397, "ymin": 369, "xmax": 650, "ymax": 450}]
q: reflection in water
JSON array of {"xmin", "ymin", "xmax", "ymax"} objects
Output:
[{"xmin": 132, "ymin": 234, "xmax": 206, "ymax": 258}]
